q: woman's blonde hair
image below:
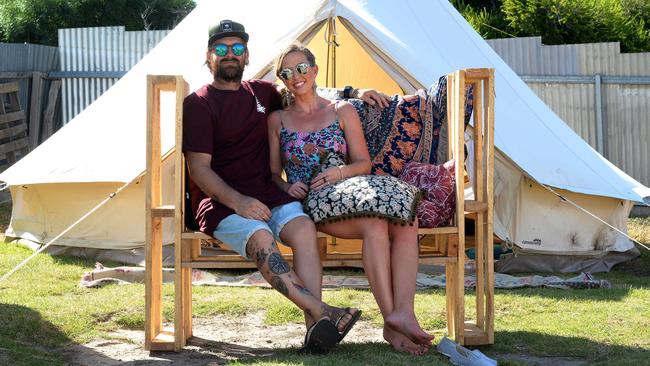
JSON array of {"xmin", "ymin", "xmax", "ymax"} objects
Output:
[{"xmin": 274, "ymin": 42, "xmax": 317, "ymax": 108}]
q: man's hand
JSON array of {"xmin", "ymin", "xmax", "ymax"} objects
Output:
[
  {"xmin": 234, "ymin": 196, "xmax": 272, "ymax": 221},
  {"xmin": 286, "ymin": 181, "xmax": 309, "ymax": 199},
  {"xmin": 356, "ymin": 89, "xmax": 391, "ymax": 108}
]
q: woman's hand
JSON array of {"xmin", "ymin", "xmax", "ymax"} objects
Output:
[
  {"xmin": 286, "ymin": 181, "xmax": 309, "ymax": 199},
  {"xmin": 310, "ymin": 166, "xmax": 345, "ymax": 190}
]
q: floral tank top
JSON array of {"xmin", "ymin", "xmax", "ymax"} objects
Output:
[{"xmin": 280, "ymin": 118, "xmax": 347, "ymax": 184}]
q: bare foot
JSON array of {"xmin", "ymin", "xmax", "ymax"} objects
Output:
[
  {"xmin": 383, "ymin": 326, "xmax": 429, "ymax": 356},
  {"xmin": 385, "ymin": 310, "xmax": 434, "ymax": 346}
]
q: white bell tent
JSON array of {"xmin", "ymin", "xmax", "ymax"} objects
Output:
[{"xmin": 1, "ymin": 0, "xmax": 647, "ymax": 271}]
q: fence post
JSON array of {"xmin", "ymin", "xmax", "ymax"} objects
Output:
[
  {"xmin": 28, "ymin": 72, "xmax": 45, "ymax": 150},
  {"xmin": 594, "ymin": 74, "xmax": 604, "ymax": 156}
]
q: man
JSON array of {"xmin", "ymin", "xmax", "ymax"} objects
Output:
[{"xmin": 183, "ymin": 20, "xmax": 387, "ymax": 353}]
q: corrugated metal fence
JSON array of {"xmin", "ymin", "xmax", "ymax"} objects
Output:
[
  {"xmin": 487, "ymin": 36, "xmax": 650, "ymax": 188},
  {"xmin": 56, "ymin": 27, "xmax": 169, "ymax": 123}
]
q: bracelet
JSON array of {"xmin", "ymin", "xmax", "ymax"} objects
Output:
[
  {"xmin": 343, "ymin": 85, "xmax": 353, "ymax": 99},
  {"xmin": 337, "ymin": 165, "xmax": 344, "ymax": 180}
]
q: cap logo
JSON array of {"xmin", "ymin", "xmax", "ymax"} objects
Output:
[{"xmin": 209, "ymin": 20, "xmax": 248, "ymax": 44}]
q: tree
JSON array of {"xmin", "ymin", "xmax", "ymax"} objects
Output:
[
  {"xmin": 451, "ymin": 0, "xmax": 512, "ymax": 39},
  {"xmin": 451, "ymin": 0, "xmax": 650, "ymax": 52},
  {"xmin": 0, "ymin": 0, "xmax": 195, "ymax": 46},
  {"xmin": 502, "ymin": 0, "xmax": 650, "ymax": 52}
]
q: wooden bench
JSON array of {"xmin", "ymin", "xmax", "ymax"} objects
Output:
[{"xmin": 144, "ymin": 69, "xmax": 495, "ymax": 351}]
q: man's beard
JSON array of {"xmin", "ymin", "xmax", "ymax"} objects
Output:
[{"xmin": 214, "ymin": 59, "xmax": 245, "ymax": 82}]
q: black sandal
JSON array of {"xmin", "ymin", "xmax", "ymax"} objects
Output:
[
  {"xmin": 335, "ymin": 308, "xmax": 362, "ymax": 342},
  {"xmin": 299, "ymin": 318, "xmax": 339, "ymax": 354}
]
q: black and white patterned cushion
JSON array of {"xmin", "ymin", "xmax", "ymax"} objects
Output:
[{"xmin": 303, "ymin": 153, "xmax": 423, "ymax": 225}]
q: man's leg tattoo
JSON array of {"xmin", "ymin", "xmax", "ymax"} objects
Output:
[
  {"xmin": 255, "ymin": 248, "xmax": 268, "ymax": 269},
  {"xmin": 268, "ymin": 252, "xmax": 290, "ymax": 274},
  {"xmin": 320, "ymin": 304, "xmax": 345, "ymax": 324},
  {"xmin": 270, "ymin": 275, "xmax": 289, "ymax": 296},
  {"xmin": 293, "ymin": 282, "xmax": 312, "ymax": 296}
]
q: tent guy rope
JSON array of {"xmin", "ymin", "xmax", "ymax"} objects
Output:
[
  {"xmin": 541, "ymin": 184, "xmax": 650, "ymax": 252},
  {"xmin": 0, "ymin": 179, "xmax": 135, "ymax": 284}
]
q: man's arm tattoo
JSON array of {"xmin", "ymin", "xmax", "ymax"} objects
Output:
[
  {"xmin": 270, "ymin": 275, "xmax": 289, "ymax": 296},
  {"xmin": 268, "ymin": 252, "xmax": 290, "ymax": 274}
]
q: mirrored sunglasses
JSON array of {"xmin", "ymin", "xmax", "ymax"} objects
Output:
[
  {"xmin": 213, "ymin": 43, "xmax": 246, "ymax": 57},
  {"xmin": 279, "ymin": 63, "xmax": 312, "ymax": 80}
]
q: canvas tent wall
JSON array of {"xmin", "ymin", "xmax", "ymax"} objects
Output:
[{"xmin": 1, "ymin": 0, "xmax": 647, "ymax": 271}]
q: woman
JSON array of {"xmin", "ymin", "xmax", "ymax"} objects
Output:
[{"xmin": 268, "ymin": 43, "xmax": 434, "ymax": 355}]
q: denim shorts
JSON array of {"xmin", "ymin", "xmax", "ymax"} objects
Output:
[{"xmin": 213, "ymin": 201, "xmax": 308, "ymax": 259}]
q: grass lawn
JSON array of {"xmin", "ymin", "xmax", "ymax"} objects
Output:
[{"xmin": 0, "ymin": 202, "xmax": 648, "ymax": 365}]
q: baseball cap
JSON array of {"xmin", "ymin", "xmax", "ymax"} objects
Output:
[{"xmin": 208, "ymin": 20, "xmax": 249, "ymax": 46}]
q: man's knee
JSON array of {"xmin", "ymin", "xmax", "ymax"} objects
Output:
[
  {"xmin": 280, "ymin": 216, "xmax": 316, "ymax": 242},
  {"xmin": 245, "ymin": 229, "xmax": 276, "ymax": 259}
]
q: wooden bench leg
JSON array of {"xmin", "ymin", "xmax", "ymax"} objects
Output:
[
  {"xmin": 181, "ymin": 238, "xmax": 193, "ymax": 341},
  {"xmin": 182, "ymin": 267, "xmax": 193, "ymax": 339},
  {"xmin": 174, "ymin": 262, "xmax": 184, "ymax": 351},
  {"xmin": 317, "ymin": 236, "xmax": 327, "ymax": 262},
  {"xmin": 446, "ymin": 260, "xmax": 457, "ymax": 337},
  {"xmin": 145, "ymin": 217, "xmax": 170, "ymax": 350}
]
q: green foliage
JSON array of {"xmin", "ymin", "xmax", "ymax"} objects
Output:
[
  {"xmin": 453, "ymin": 0, "xmax": 513, "ymax": 39},
  {"xmin": 502, "ymin": 0, "xmax": 650, "ymax": 52},
  {"xmin": 621, "ymin": 0, "xmax": 650, "ymax": 28},
  {"xmin": 0, "ymin": 0, "xmax": 195, "ymax": 46},
  {"xmin": 453, "ymin": 0, "xmax": 502, "ymax": 12},
  {"xmin": 451, "ymin": 0, "xmax": 650, "ymax": 52}
]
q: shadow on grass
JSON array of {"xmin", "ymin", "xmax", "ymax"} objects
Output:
[
  {"xmin": 49, "ymin": 250, "xmax": 131, "ymax": 269},
  {"xmin": 86, "ymin": 336, "xmax": 272, "ymax": 365},
  {"xmin": 231, "ymin": 341, "xmax": 451, "ymax": 366},
  {"xmin": 0, "ymin": 303, "xmax": 127, "ymax": 366},
  {"xmin": 89, "ymin": 337, "xmax": 446, "ymax": 366},
  {"xmin": 0, "ymin": 303, "xmax": 283, "ymax": 366},
  {"xmin": 487, "ymin": 330, "xmax": 650, "ymax": 365}
]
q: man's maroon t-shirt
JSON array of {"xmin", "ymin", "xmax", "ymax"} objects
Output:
[{"xmin": 182, "ymin": 80, "xmax": 296, "ymax": 236}]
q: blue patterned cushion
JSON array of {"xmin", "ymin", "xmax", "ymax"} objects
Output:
[{"xmin": 349, "ymin": 76, "xmax": 474, "ymax": 177}]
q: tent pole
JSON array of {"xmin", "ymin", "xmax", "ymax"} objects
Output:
[{"xmin": 326, "ymin": 17, "xmax": 337, "ymax": 88}]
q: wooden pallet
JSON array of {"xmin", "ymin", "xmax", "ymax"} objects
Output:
[{"xmin": 0, "ymin": 82, "xmax": 29, "ymax": 171}]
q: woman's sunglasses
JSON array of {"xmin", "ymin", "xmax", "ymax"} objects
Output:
[
  {"xmin": 279, "ymin": 63, "xmax": 313, "ymax": 80},
  {"xmin": 213, "ymin": 43, "xmax": 246, "ymax": 57}
]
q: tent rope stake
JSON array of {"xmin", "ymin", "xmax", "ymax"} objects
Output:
[
  {"xmin": 0, "ymin": 180, "xmax": 134, "ymax": 284},
  {"xmin": 542, "ymin": 184, "xmax": 650, "ymax": 252}
]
